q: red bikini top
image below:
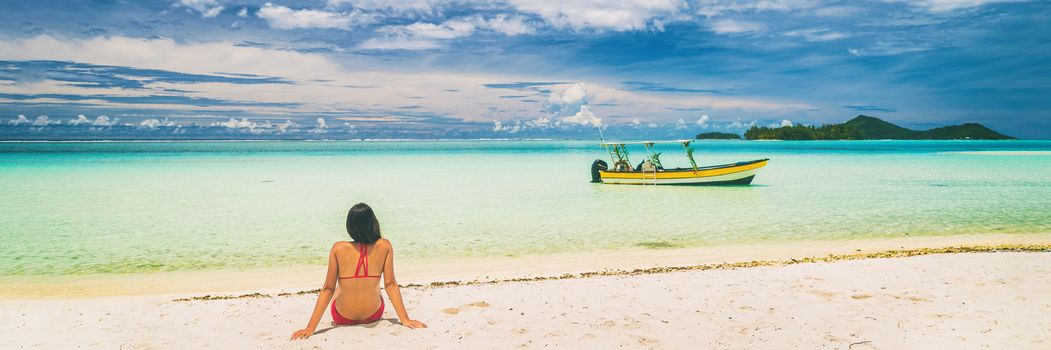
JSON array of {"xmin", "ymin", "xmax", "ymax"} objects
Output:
[{"xmin": 338, "ymin": 243, "xmax": 380, "ymax": 279}]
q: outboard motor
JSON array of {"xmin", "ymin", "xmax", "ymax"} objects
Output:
[{"xmin": 590, "ymin": 159, "xmax": 608, "ymax": 183}]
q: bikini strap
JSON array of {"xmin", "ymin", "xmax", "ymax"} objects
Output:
[{"xmin": 354, "ymin": 243, "xmax": 369, "ymax": 277}]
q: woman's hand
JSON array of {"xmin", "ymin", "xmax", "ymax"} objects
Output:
[
  {"xmin": 400, "ymin": 319, "xmax": 427, "ymax": 329},
  {"xmin": 290, "ymin": 328, "xmax": 315, "ymax": 340}
]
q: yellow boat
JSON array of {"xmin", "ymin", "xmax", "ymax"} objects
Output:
[{"xmin": 590, "ymin": 140, "xmax": 768, "ymax": 185}]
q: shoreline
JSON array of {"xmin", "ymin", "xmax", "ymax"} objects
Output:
[
  {"xmin": 173, "ymin": 242, "xmax": 1050, "ymax": 302},
  {"xmin": 3, "ymin": 232, "xmax": 1050, "ymax": 299}
]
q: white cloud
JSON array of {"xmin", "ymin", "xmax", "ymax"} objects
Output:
[
  {"xmin": 32, "ymin": 115, "xmax": 59, "ymax": 126},
  {"xmin": 851, "ymin": 41, "xmax": 930, "ymax": 57},
  {"xmin": 559, "ymin": 83, "xmax": 588, "ymax": 106},
  {"xmin": 783, "ymin": 28, "xmax": 848, "ymax": 41},
  {"xmin": 360, "ymin": 19, "xmax": 475, "ymax": 50},
  {"xmin": 708, "ymin": 19, "xmax": 763, "ymax": 34},
  {"xmin": 8, "ymin": 114, "xmax": 30, "ymax": 126},
  {"xmin": 279, "ymin": 119, "xmax": 298, "ymax": 131},
  {"xmin": 68, "ymin": 114, "xmax": 91, "ymax": 126},
  {"xmin": 327, "ymin": 0, "xmax": 445, "ymax": 14},
  {"xmin": 545, "ymin": 83, "xmax": 588, "ymax": 118},
  {"xmin": 202, "ymin": 6, "xmax": 223, "ymax": 17},
  {"xmin": 814, "ymin": 6, "xmax": 865, "ymax": 17},
  {"xmin": 139, "ymin": 118, "xmax": 176, "ymax": 129},
  {"xmin": 727, "ymin": 119, "xmax": 758, "ymax": 130},
  {"xmin": 357, "ymin": 37, "xmax": 441, "ymax": 50},
  {"xmin": 781, "ymin": 119, "xmax": 793, "ymax": 127},
  {"xmin": 0, "ymin": 35, "xmax": 341, "ymax": 80},
  {"xmin": 695, "ymin": 0, "xmax": 822, "ymax": 17},
  {"xmin": 140, "ymin": 119, "xmax": 161, "ymax": 128},
  {"xmin": 696, "ymin": 114, "xmax": 709, "ymax": 127},
  {"xmin": 631, "ymin": 118, "xmax": 641, "ymax": 126},
  {"xmin": 507, "ymin": 0, "xmax": 686, "ymax": 32},
  {"xmin": 561, "ymin": 105, "xmax": 602, "ymax": 127},
  {"xmin": 92, "ymin": 115, "xmax": 118, "ymax": 126},
  {"xmin": 215, "ymin": 117, "xmax": 268, "ymax": 129},
  {"xmin": 361, "ymin": 15, "xmax": 535, "ymax": 50},
  {"xmin": 238, "ymin": 7, "xmax": 248, "ymax": 17},
  {"xmin": 258, "ymin": 2, "xmax": 374, "ymax": 30},
  {"xmin": 525, "ymin": 116, "xmax": 552, "ymax": 128},
  {"xmin": 492, "ymin": 83, "xmax": 603, "ymax": 132},
  {"xmin": 176, "ymin": 0, "xmax": 224, "ymax": 18},
  {"xmin": 675, "ymin": 118, "xmax": 687, "ymax": 129},
  {"xmin": 478, "ymin": 14, "xmax": 536, "ymax": 36},
  {"xmin": 211, "ymin": 118, "xmax": 300, "ymax": 134},
  {"xmin": 492, "ymin": 83, "xmax": 604, "ymax": 131},
  {"xmin": 886, "ymin": 0, "xmax": 1023, "ymax": 12},
  {"xmin": 401, "ymin": 19, "xmax": 476, "ymax": 39},
  {"xmin": 316, "ymin": 117, "xmax": 327, "ymax": 128},
  {"xmin": 67, "ymin": 114, "xmax": 118, "ymax": 127},
  {"xmin": 492, "ymin": 119, "xmax": 523, "ymax": 133}
]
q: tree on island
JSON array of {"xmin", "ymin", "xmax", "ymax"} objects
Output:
[
  {"xmin": 743, "ymin": 115, "xmax": 1014, "ymax": 140},
  {"xmin": 744, "ymin": 124, "xmax": 862, "ymax": 140},
  {"xmin": 695, "ymin": 132, "xmax": 742, "ymax": 140}
]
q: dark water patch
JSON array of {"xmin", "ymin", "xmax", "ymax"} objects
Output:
[{"xmin": 637, "ymin": 241, "xmax": 681, "ymax": 249}]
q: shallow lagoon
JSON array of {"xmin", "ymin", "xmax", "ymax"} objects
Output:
[{"xmin": 1, "ymin": 140, "xmax": 1049, "ymax": 276}]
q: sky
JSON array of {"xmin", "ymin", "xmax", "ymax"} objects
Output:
[{"xmin": 0, "ymin": 0, "xmax": 1048, "ymax": 139}]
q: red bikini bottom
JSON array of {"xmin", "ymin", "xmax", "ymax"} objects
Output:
[{"xmin": 331, "ymin": 298, "xmax": 384, "ymax": 325}]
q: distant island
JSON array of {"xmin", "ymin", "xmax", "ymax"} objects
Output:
[
  {"xmin": 743, "ymin": 115, "xmax": 1015, "ymax": 140},
  {"xmin": 695, "ymin": 132, "xmax": 742, "ymax": 140}
]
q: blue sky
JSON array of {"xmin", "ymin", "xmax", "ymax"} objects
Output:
[{"xmin": 0, "ymin": 0, "xmax": 1048, "ymax": 139}]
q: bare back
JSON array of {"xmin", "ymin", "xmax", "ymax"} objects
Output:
[{"xmin": 332, "ymin": 239, "xmax": 390, "ymax": 319}]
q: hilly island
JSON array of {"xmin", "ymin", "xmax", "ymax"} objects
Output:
[{"xmin": 719, "ymin": 115, "xmax": 1016, "ymax": 140}]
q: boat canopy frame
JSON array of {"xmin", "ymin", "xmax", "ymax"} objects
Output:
[{"xmin": 600, "ymin": 140, "xmax": 699, "ymax": 172}]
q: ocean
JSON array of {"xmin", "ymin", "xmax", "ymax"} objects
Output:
[{"xmin": 1, "ymin": 140, "xmax": 1049, "ymax": 278}]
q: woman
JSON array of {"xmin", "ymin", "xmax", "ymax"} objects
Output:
[{"xmin": 291, "ymin": 203, "xmax": 426, "ymax": 340}]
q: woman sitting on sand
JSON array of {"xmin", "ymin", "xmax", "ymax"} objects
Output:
[{"xmin": 291, "ymin": 203, "xmax": 426, "ymax": 339}]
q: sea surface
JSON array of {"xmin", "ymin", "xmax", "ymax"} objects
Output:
[{"xmin": 1, "ymin": 140, "xmax": 1049, "ymax": 277}]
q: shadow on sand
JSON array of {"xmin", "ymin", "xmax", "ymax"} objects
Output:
[{"xmin": 312, "ymin": 318, "xmax": 401, "ymax": 335}]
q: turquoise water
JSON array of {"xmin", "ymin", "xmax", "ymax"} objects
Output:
[{"xmin": 1, "ymin": 140, "xmax": 1049, "ymax": 277}]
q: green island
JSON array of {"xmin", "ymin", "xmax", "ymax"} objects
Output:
[
  {"xmin": 695, "ymin": 132, "xmax": 742, "ymax": 140},
  {"xmin": 743, "ymin": 115, "xmax": 1016, "ymax": 140}
]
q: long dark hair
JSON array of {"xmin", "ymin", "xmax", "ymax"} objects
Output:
[{"xmin": 346, "ymin": 203, "xmax": 382, "ymax": 243}]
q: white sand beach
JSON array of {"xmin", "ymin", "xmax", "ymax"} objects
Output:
[{"xmin": 5, "ymin": 247, "xmax": 1051, "ymax": 349}]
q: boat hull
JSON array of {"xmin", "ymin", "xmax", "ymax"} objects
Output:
[{"xmin": 598, "ymin": 159, "xmax": 768, "ymax": 186}]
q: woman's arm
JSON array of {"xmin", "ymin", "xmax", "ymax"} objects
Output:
[
  {"xmin": 382, "ymin": 241, "xmax": 426, "ymax": 329},
  {"xmin": 290, "ymin": 243, "xmax": 340, "ymax": 340}
]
